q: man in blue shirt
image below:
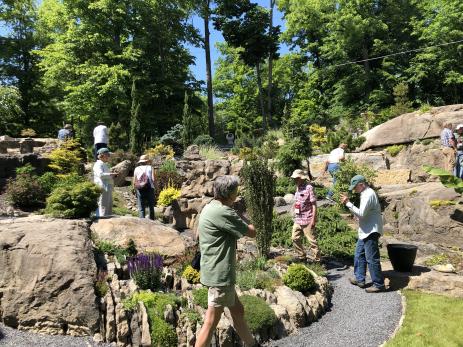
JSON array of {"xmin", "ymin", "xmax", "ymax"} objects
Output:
[{"xmin": 57, "ymin": 124, "xmax": 73, "ymax": 140}]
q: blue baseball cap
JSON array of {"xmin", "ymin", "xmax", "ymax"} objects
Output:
[
  {"xmin": 348, "ymin": 175, "xmax": 366, "ymax": 191},
  {"xmin": 97, "ymin": 148, "xmax": 110, "ymax": 155}
]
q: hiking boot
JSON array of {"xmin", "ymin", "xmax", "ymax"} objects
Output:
[
  {"xmin": 365, "ymin": 286, "xmax": 386, "ymax": 293},
  {"xmin": 349, "ymin": 277, "xmax": 366, "ymax": 288}
]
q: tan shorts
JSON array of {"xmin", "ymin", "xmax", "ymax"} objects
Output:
[{"xmin": 207, "ymin": 285, "xmax": 237, "ymax": 308}]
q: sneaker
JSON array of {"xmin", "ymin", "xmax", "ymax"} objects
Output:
[
  {"xmin": 349, "ymin": 277, "xmax": 366, "ymax": 288},
  {"xmin": 365, "ymin": 286, "xmax": 386, "ymax": 293}
]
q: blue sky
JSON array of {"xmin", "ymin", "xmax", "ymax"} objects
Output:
[{"xmin": 0, "ymin": 0, "xmax": 290, "ymax": 82}]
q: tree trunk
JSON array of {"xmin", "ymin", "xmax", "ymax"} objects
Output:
[
  {"xmin": 267, "ymin": 0, "xmax": 275, "ymax": 128},
  {"xmin": 256, "ymin": 62, "xmax": 267, "ymax": 131},
  {"xmin": 204, "ymin": 0, "xmax": 215, "ymax": 139}
]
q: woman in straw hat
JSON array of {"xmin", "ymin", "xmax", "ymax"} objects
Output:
[
  {"xmin": 290, "ymin": 169, "xmax": 320, "ymax": 261},
  {"xmin": 133, "ymin": 155, "xmax": 155, "ymax": 220}
]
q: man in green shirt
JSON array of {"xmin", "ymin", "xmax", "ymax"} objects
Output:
[{"xmin": 195, "ymin": 175, "xmax": 257, "ymax": 347}]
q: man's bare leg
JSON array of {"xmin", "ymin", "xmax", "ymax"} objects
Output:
[
  {"xmin": 195, "ymin": 306, "xmax": 224, "ymax": 347},
  {"xmin": 227, "ymin": 296, "xmax": 256, "ymax": 346}
]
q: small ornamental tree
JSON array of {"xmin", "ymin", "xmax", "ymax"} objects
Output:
[{"xmin": 242, "ymin": 159, "xmax": 274, "ymax": 258}]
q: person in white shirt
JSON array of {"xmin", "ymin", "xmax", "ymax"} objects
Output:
[
  {"xmin": 132, "ymin": 155, "xmax": 155, "ymax": 220},
  {"xmin": 324, "ymin": 143, "xmax": 347, "ymax": 199},
  {"xmin": 93, "ymin": 148, "xmax": 117, "ymax": 217},
  {"xmin": 93, "ymin": 121, "xmax": 109, "ymax": 160},
  {"xmin": 341, "ymin": 175, "xmax": 385, "ymax": 293}
]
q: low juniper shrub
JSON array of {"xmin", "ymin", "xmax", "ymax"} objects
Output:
[
  {"xmin": 192, "ymin": 287, "xmax": 208, "ymax": 309},
  {"xmin": 128, "ymin": 253, "xmax": 163, "ymax": 291},
  {"xmin": 240, "ymin": 295, "xmax": 277, "ymax": 333},
  {"xmin": 283, "ymin": 263, "xmax": 316, "ymax": 293}
]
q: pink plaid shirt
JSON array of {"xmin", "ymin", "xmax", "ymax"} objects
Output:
[{"xmin": 294, "ymin": 183, "xmax": 317, "ymax": 226}]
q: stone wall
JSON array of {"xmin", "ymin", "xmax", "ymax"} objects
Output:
[{"xmin": 0, "ymin": 154, "xmax": 51, "ymax": 189}]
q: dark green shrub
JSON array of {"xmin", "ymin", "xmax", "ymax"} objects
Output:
[
  {"xmin": 283, "ymin": 264, "xmax": 316, "ymax": 292},
  {"xmin": 16, "ymin": 163, "xmax": 35, "ymax": 175},
  {"xmin": 241, "ymin": 295, "xmax": 277, "ymax": 333},
  {"xmin": 181, "ymin": 309, "xmax": 202, "ymax": 325},
  {"xmin": 192, "ymin": 288, "xmax": 208, "ymax": 309},
  {"xmin": 275, "ymin": 176, "xmax": 295, "ymax": 196},
  {"xmin": 276, "ymin": 139, "xmax": 306, "ymax": 176},
  {"xmin": 271, "ymin": 213, "xmax": 294, "ymax": 248},
  {"xmin": 160, "ymin": 124, "xmax": 184, "ymax": 154},
  {"xmin": 44, "ymin": 181, "xmax": 101, "ymax": 218},
  {"xmin": 150, "ymin": 315, "xmax": 178, "ymax": 347},
  {"xmin": 5, "ymin": 173, "xmax": 46, "ymax": 208},
  {"xmin": 316, "ymin": 206, "xmax": 357, "ymax": 259},
  {"xmin": 38, "ymin": 172, "xmax": 59, "ymax": 195},
  {"xmin": 242, "ymin": 159, "xmax": 275, "ymax": 258},
  {"xmin": 193, "ymin": 134, "xmax": 214, "ymax": 146},
  {"xmin": 313, "ymin": 184, "xmax": 329, "ymax": 199}
]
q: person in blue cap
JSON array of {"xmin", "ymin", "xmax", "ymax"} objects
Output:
[{"xmin": 340, "ymin": 175, "xmax": 386, "ymax": 293}]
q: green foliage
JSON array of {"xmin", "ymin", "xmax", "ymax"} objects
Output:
[
  {"xmin": 193, "ymin": 134, "xmax": 214, "ymax": 146},
  {"xmin": 160, "ymin": 124, "xmax": 184, "ymax": 154},
  {"xmin": 321, "ymin": 127, "xmax": 366, "ymax": 153},
  {"xmin": 0, "ymin": 86, "xmax": 24, "ymax": 136},
  {"xmin": 5, "ymin": 173, "xmax": 46, "ymax": 208},
  {"xmin": 182, "ymin": 265, "xmax": 200, "ymax": 284},
  {"xmin": 37, "ymin": 171, "xmax": 59, "ymax": 195},
  {"xmin": 237, "ymin": 269, "xmax": 279, "ymax": 292},
  {"xmin": 108, "ymin": 122, "xmax": 127, "ymax": 151},
  {"xmin": 95, "ymin": 270, "xmax": 109, "ymax": 297},
  {"xmin": 157, "ymin": 186, "xmax": 181, "ymax": 207},
  {"xmin": 276, "ymin": 139, "xmax": 307, "ymax": 176},
  {"xmin": 242, "ymin": 159, "xmax": 275, "ymax": 258},
  {"xmin": 145, "ymin": 144, "xmax": 175, "ymax": 161},
  {"xmin": 389, "ymin": 82, "xmax": 413, "ymax": 117},
  {"xmin": 424, "ymin": 253, "xmax": 450, "ymax": 267},
  {"xmin": 332, "ymin": 158, "xmax": 377, "ymax": 206},
  {"xmin": 159, "ymin": 160, "xmax": 177, "ymax": 174},
  {"xmin": 240, "ymin": 295, "xmax": 277, "ymax": 333},
  {"xmin": 386, "ymin": 145, "xmax": 405, "ymax": 157},
  {"xmin": 198, "ymin": 145, "xmax": 223, "ymax": 160},
  {"xmin": 44, "ymin": 181, "xmax": 101, "ymax": 218},
  {"xmin": 313, "ymin": 184, "xmax": 329, "ymax": 199},
  {"xmin": 16, "ymin": 164, "xmax": 36, "ymax": 175},
  {"xmin": 282, "ymin": 263, "xmax": 316, "ymax": 292},
  {"xmin": 316, "ymin": 206, "xmax": 357, "ymax": 259},
  {"xmin": 429, "ymin": 200, "xmax": 457, "ymax": 209},
  {"xmin": 192, "ymin": 288, "xmax": 208, "ymax": 309},
  {"xmin": 113, "ymin": 191, "xmax": 138, "ymax": 217},
  {"xmin": 153, "ymin": 171, "xmax": 184, "ymax": 204},
  {"xmin": 304, "ymin": 262, "xmax": 327, "ymax": 277},
  {"xmin": 423, "ymin": 165, "xmax": 463, "ymax": 194},
  {"xmin": 48, "ymin": 139, "xmax": 85, "ymax": 175},
  {"xmin": 275, "ymin": 176, "xmax": 295, "ymax": 196},
  {"xmin": 271, "ymin": 213, "xmax": 294, "ymax": 248},
  {"xmin": 124, "ymin": 291, "xmax": 181, "ymax": 347},
  {"xmin": 181, "ymin": 309, "xmax": 202, "ymax": 325}
]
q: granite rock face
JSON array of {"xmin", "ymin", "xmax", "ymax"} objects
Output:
[{"xmin": 0, "ymin": 216, "xmax": 99, "ymax": 335}]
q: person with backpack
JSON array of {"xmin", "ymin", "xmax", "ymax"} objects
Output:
[{"xmin": 133, "ymin": 155, "xmax": 155, "ymax": 220}]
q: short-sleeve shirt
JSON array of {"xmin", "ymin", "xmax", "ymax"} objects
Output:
[
  {"xmin": 198, "ymin": 200, "xmax": 248, "ymax": 287},
  {"xmin": 328, "ymin": 148, "xmax": 345, "ymax": 163},
  {"xmin": 93, "ymin": 125, "xmax": 109, "ymax": 144},
  {"xmin": 133, "ymin": 165, "xmax": 154, "ymax": 188},
  {"xmin": 294, "ymin": 183, "xmax": 317, "ymax": 226},
  {"xmin": 57, "ymin": 128, "xmax": 71, "ymax": 140}
]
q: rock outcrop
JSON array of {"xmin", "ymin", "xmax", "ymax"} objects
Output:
[
  {"xmin": 90, "ymin": 216, "xmax": 187, "ymax": 257},
  {"xmin": 358, "ymin": 104, "xmax": 463, "ymax": 151},
  {"xmin": 111, "ymin": 160, "xmax": 132, "ymax": 186},
  {"xmin": 381, "ymin": 182, "xmax": 463, "ymax": 248},
  {"xmin": 0, "ymin": 216, "xmax": 99, "ymax": 335}
]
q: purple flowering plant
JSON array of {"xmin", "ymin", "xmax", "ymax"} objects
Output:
[{"xmin": 127, "ymin": 253, "xmax": 163, "ymax": 290}]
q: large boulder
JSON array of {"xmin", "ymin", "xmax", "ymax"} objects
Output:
[
  {"xmin": 0, "ymin": 216, "xmax": 99, "ymax": 335},
  {"xmin": 90, "ymin": 216, "xmax": 188, "ymax": 257},
  {"xmin": 359, "ymin": 104, "xmax": 463, "ymax": 151},
  {"xmin": 110, "ymin": 160, "xmax": 132, "ymax": 187},
  {"xmin": 381, "ymin": 182, "xmax": 463, "ymax": 248},
  {"xmin": 180, "ymin": 160, "xmax": 231, "ymax": 198}
]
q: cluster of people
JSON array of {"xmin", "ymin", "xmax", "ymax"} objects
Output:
[{"xmin": 441, "ymin": 122, "xmax": 463, "ymax": 177}]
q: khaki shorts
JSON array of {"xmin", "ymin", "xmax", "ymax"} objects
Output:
[{"xmin": 207, "ymin": 285, "xmax": 237, "ymax": 308}]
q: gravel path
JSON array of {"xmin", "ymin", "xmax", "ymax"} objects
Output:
[
  {"xmin": 270, "ymin": 263, "xmax": 403, "ymax": 347},
  {"xmin": 0, "ymin": 324, "xmax": 110, "ymax": 347}
]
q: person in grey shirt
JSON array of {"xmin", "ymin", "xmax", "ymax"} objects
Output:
[{"xmin": 341, "ymin": 175, "xmax": 386, "ymax": 293}]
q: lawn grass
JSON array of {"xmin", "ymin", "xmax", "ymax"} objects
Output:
[{"xmin": 386, "ymin": 290, "xmax": 463, "ymax": 347}]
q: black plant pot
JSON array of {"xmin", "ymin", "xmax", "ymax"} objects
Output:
[{"xmin": 387, "ymin": 243, "xmax": 418, "ymax": 272}]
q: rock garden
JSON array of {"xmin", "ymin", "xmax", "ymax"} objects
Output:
[{"xmin": 1, "ymin": 105, "xmax": 463, "ymax": 347}]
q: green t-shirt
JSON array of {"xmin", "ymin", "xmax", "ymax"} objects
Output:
[{"xmin": 198, "ymin": 199, "xmax": 248, "ymax": 287}]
